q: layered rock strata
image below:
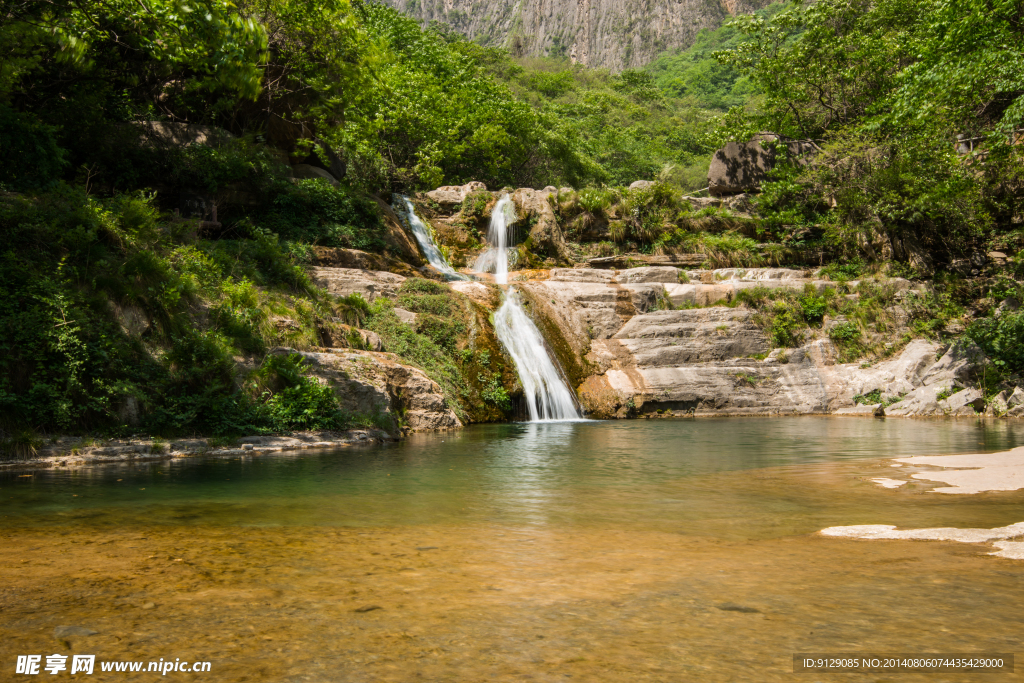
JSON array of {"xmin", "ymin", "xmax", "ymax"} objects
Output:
[{"xmin": 509, "ymin": 266, "xmax": 993, "ymax": 420}]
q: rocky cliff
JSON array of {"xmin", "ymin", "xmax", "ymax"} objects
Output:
[{"xmin": 385, "ymin": 0, "xmax": 772, "ymax": 70}]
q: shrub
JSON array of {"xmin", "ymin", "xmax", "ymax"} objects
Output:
[
  {"xmin": 967, "ymin": 310, "xmax": 1024, "ymax": 376},
  {"xmin": 261, "ymin": 180, "xmax": 384, "ymax": 251},
  {"xmin": 0, "ymin": 107, "xmax": 67, "ymax": 190}
]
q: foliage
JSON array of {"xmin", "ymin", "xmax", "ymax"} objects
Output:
[
  {"xmin": 0, "ymin": 107, "xmax": 67, "ymax": 189},
  {"xmin": 714, "ymin": 0, "xmax": 1020, "ymax": 264},
  {"xmin": 261, "ymin": 179, "xmax": 383, "ymax": 249},
  {"xmin": 646, "ymin": 3, "xmax": 786, "ymax": 111},
  {"xmin": 0, "ymin": 185, "xmax": 349, "ymax": 437},
  {"xmin": 249, "ymin": 353, "xmax": 351, "ymax": 431},
  {"xmin": 967, "ymin": 310, "xmax": 1024, "ymax": 377},
  {"xmin": 478, "ymin": 52, "xmax": 725, "ymax": 189}
]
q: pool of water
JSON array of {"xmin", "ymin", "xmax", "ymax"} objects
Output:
[
  {"xmin": 5, "ymin": 417, "xmax": 1024, "ymax": 536},
  {"xmin": 4, "ymin": 418, "xmax": 1024, "ymax": 682}
]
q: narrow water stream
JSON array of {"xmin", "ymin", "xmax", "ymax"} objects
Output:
[
  {"xmin": 394, "ymin": 195, "xmax": 465, "ymax": 279},
  {"xmin": 472, "ymin": 194, "xmax": 516, "ymax": 284}
]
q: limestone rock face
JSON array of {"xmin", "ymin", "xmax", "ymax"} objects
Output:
[
  {"xmin": 271, "ymin": 348, "xmax": 462, "ymax": 432},
  {"xmin": 512, "ymin": 188, "xmax": 569, "ymax": 262},
  {"xmin": 616, "ymin": 266, "xmax": 682, "ymax": 284},
  {"xmin": 529, "ymin": 267, "xmax": 997, "ymax": 419},
  {"xmin": 308, "ymin": 247, "xmax": 425, "ymax": 278},
  {"xmin": 426, "ymin": 181, "xmax": 487, "ymax": 208},
  {"xmin": 309, "ymin": 267, "xmax": 406, "ymax": 301},
  {"xmin": 819, "ymin": 339, "xmax": 944, "ymax": 411},
  {"xmin": 382, "ymin": 0, "xmax": 772, "ymax": 71},
  {"xmin": 372, "ymin": 196, "xmax": 427, "ymax": 266},
  {"xmin": 708, "ymin": 135, "xmax": 819, "ymax": 196},
  {"xmin": 610, "ymin": 308, "xmax": 771, "ymax": 365}
]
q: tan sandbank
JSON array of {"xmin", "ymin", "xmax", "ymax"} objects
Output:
[{"xmin": 865, "ymin": 445, "xmax": 1024, "ymax": 493}]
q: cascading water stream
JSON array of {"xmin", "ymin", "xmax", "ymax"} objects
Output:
[
  {"xmin": 472, "ymin": 194, "xmax": 516, "ymax": 284},
  {"xmin": 395, "ymin": 195, "xmax": 465, "ymax": 280},
  {"xmin": 494, "ymin": 288, "xmax": 582, "ymax": 421}
]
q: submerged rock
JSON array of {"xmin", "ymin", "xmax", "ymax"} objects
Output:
[{"xmin": 54, "ymin": 626, "xmax": 98, "ymax": 638}]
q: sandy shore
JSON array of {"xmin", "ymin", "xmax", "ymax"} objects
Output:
[{"xmin": 825, "ymin": 447, "xmax": 1024, "ymax": 559}]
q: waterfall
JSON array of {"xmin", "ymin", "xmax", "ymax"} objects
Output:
[
  {"xmin": 395, "ymin": 195, "xmax": 465, "ymax": 280},
  {"xmin": 472, "ymin": 194, "xmax": 516, "ymax": 284},
  {"xmin": 494, "ymin": 288, "xmax": 581, "ymax": 421}
]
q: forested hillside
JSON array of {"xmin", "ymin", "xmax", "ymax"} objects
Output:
[{"xmin": 1, "ymin": 0, "xmax": 1023, "ymax": 447}]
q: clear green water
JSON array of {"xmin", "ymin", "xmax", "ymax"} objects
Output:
[{"xmin": 5, "ymin": 417, "xmax": 1024, "ymax": 537}]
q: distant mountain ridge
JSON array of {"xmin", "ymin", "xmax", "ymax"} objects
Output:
[{"xmin": 384, "ymin": 0, "xmax": 773, "ymax": 70}]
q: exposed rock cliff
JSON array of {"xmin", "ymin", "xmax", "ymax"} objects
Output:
[{"xmin": 385, "ymin": 0, "xmax": 773, "ymax": 70}]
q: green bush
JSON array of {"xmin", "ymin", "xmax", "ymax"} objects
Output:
[
  {"xmin": 967, "ymin": 310, "xmax": 1024, "ymax": 376},
  {"xmin": 800, "ymin": 293, "xmax": 828, "ymax": 325},
  {"xmin": 0, "ymin": 107, "xmax": 67, "ymax": 190},
  {"xmin": 261, "ymin": 180, "xmax": 384, "ymax": 251},
  {"xmin": 252, "ymin": 354, "xmax": 351, "ymax": 431}
]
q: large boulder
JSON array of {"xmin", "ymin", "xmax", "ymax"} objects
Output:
[
  {"xmin": 308, "ymin": 267, "xmax": 406, "ymax": 301},
  {"xmin": 371, "ymin": 196, "xmax": 427, "ymax": 266},
  {"xmin": 133, "ymin": 121, "xmax": 235, "ymax": 148},
  {"xmin": 270, "ymin": 348, "xmax": 462, "ymax": 432},
  {"xmin": 512, "ymin": 188, "xmax": 570, "ymax": 262},
  {"xmin": 291, "ymin": 164, "xmax": 338, "ymax": 186},
  {"xmin": 426, "ymin": 181, "xmax": 487, "ymax": 209},
  {"xmin": 708, "ymin": 133, "xmax": 819, "ymax": 196},
  {"xmin": 309, "ymin": 247, "xmax": 423, "ymax": 278}
]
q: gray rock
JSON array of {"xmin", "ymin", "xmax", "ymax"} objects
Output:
[
  {"xmin": 269, "ymin": 348, "xmax": 462, "ymax": 432},
  {"xmin": 394, "ymin": 308, "xmax": 418, "ymax": 325},
  {"xmin": 513, "ymin": 187, "xmax": 569, "ymax": 261},
  {"xmin": 133, "ymin": 121, "xmax": 234, "ymax": 148},
  {"xmin": 425, "ymin": 181, "xmax": 486, "ymax": 208},
  {"xmin": 54, "ymin": 626, "xmax": 98, "ymax": 638},
  {"xmin": 628, "ymin": 180, "xmax": 654, "ymax": 191},
  {"xmin": 1008, "ymin": 387, "xmax": 1024, "ymax": 408},
  {"xmin": 292, "ymin": 164, "xmax": 338, "ymax": 186},
  {"xmin": 616, "ymin": 266, "xmax": 681, "ymax": 284},
  {"xmin": 941, "ymin": 388, "xmax": 985, "ymax": 415},
  {"xmin": 834, "ymin": 404, "xmax": 884, "ymax": 417},
  {"xmin": 884, "ymin": 384, "xmax": 946, "ymax": 417},
  {"xmin": 920, "ymin": 341, "xmax": 986, "ymax": 386},
  {"xmin": 309, "ymin": 267, "xmax": 406, "ymax": 301},
  {"xmin": 987, "ymin": 391, "xmax": 1009, "ymax": 416},
  {"xmin": 548, "ymin": 268, "xmax": 617, "ymax": 283},
  {"xmin": 708, "ymin": 134, "xmax": 818, "ymax": 196},
  {"xmin": 997, "ymin": 297, "xmax": 1020, "ymax": 316},
  {"xmin": 611, "ymin": 309, "xmax": 769, "ymax": 365}
]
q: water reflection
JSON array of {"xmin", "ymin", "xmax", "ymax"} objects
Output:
[{"xmin": 3, "ymin": 417, "xmax": 1024, "ymax": 537}]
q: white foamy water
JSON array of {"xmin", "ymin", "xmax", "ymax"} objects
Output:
[
  {"xmin": 494, "ymin": 288, "xmax": 581, "ymax": 421},
  {"xmin": 396, "ymin": 195, "xmax": 464, "ymax": 280},
  {"xmin": 472, "ymin": 194, "xmax": 516, "ymax": 284}
]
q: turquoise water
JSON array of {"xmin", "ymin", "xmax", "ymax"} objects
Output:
[{"xmin": 4, "ymin": 417, "xmax": 1024, "ymax": 536}]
